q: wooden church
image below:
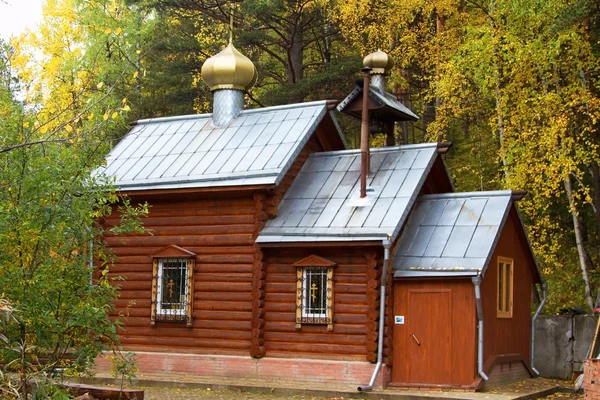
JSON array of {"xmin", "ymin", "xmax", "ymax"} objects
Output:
[{"xmin": 96, "ymin": 40, "xmax": 546, "ymax": 390}]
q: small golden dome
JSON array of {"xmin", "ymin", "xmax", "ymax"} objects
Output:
[
  {"xmin": 363, "ymin": 50, "xmax": 394, "ymax": 75},
  {"xmin": 201, "ymin": 42, "xmax": 258, "ymax": 92}
]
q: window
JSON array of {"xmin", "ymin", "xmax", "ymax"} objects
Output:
[
  {"xmin": 293, "ymin": 255, "xmax": 336, "ymax": 331},
  {"xmin": 150, "ymin": 245, "xmax": 195, "ymax": 327},
  {"xmin": 497, "ymin": 257, "xmax": 513, "ymax": 318}
]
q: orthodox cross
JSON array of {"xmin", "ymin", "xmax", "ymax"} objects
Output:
[
  {"xmin": 310, "ymin": 282, "xmax": 318, "ymax": 302},
  {"xmin": 167, "ymin": 279, "xmax": 175, "ymax": 298}
]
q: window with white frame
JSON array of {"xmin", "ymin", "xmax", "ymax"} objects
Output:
[
  {"xmin": 497, "ymin": 256, "xmax": 514, "ymax": 318},
  {"xmin": 293, "ymin": 255, "xmax": 335, "ymax": 331},
  {"xmin": 150, "ymin": 251, "xmax": 194, "ymax": 327}
]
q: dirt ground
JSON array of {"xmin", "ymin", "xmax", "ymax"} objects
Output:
[{"xmin": 137, "ymin": 386, "xmax": 583, "ymax": 400}]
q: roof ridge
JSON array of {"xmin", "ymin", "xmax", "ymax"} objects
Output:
[
  {"xmin": 419, "ymin": 190, "xmax": 513, "ymax": 200},
  {"xmin": 132, "ymin": 100, "xmax": 329, "ymax": 125},
  {"xmin": 309, "ymin": 143, "xmax": 438, "ymax": 158}
]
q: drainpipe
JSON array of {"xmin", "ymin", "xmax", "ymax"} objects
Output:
[
  {"xmin": 472, "ymin": 275, "xmax": 489, "ymax": 381},
  {"xmin": 530, "ymin": 282, "xmax": 547, "ymax": 375},
  {"xmin": 358, "ymin": 238, "xmax": 391, "ymax": 391}
]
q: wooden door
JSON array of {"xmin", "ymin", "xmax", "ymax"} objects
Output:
[{"xmin": 393, "ymin": 287, "xmax": 452, "ymax": 385}]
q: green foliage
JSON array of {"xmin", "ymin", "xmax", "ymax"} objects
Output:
[{"xmin": 0, "ymin": 26, "xmax": 146, "ymax": 396}]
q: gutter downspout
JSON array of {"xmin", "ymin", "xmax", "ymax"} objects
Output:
[
  {"xmin": 472, "ymin": 275, "xmax": 489, "ymax": 381},
  {"xmin": 358, "ymin": 238, "xmax": 391, "ymax": 391},
  {"xmin": 530, "ymin": 282, "xmax": 547, "ymax": 375}
]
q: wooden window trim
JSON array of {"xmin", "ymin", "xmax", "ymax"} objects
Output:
[
  {"xmin": 497, "ymin": 256, "xmax": 514, "ymax": 318},
  {"xmin": 293, "ymin": 255, "xmax": 336, "ymax": 332},
  {"xmin": 150, "ymin": 245, "xmax": 196, "ymax": 328}
]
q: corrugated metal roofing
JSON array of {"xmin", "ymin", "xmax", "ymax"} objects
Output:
[
  {"xmin": 256, "ymin": 143, "xmax": 439, "ymax": 243},
  {"xmin": 99, "ymin": 100, "xmax": 344, "ymax": 191},
  {"xmin": 392, "ymin": 191, "xmax": 514, "ymax": 278}
]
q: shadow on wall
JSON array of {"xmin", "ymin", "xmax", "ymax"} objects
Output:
[{"xmin": 535, "ymin": 315, "xmax": 597, "ymax": 379}]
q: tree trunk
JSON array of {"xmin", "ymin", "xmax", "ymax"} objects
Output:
[
  {"xmin": 287, "ymin": 20, "xmax": 303, "ymax": 84},
  {"xmin": 564, "ymin": 174, "xmax": 594, "ymax": 310}
]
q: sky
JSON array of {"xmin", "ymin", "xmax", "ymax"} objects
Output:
[{"xmin": 0, "ymin": 0, "xmax": 43, "ymax": 40}]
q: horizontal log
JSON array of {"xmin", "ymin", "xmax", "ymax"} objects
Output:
[
  {"xmin": 122, "ymin": 327, "xmax": 251, "ymax": 341},
  {"xmin": 335, "ymin": 293, "xmax": 368, "ymax": 305},
  {"xmin": 192, "ymin": 310, "xmax": 252, "ymax": 321},
  {"xmin": 141, "ymin": 225, "xmax": 253, "ymax": 237},
  {"xmin": 196, "ymin": 301, "xmax": 253, "ymax": 312},
  {"xmin": 113, "ymin": 281, "xmax": 151, "ymax": 291},
  {"xmin": 108, "ymin": 264, "xmax": 152, "ymax": 273},
  {"xmin": 111, "ymin": 272, "xmax": 153, "ymax": 281},
  {"xmin": 114, "ymin": 299, "xmax": 151, "ymax": 308},
  {"xmin": 265, "ymin": 341, "xmax": 366, "ymax": 356},
  {"xmin": 196, "ymin": 263, "xmax": 254, "ymax": 273},
  {"xmin": 117, "ymin": 290, "xmax": 151, "ymax": 300},
  {"xmin": 194, "ymin": 282, "xmax": 251, "ymax": 292},
  {"xmin": 264, "ymin": 332, "xmax": 366, "ymax": 346},
  {"xmin": 105, "ymin": 235, "xmax": 254, "ymax": 248},
  {"xmin": 263, "ymin": 282, "xmax": 295, "ymax": 294},
  {"xmin": 120, "ymin": 335, "xmax": 250, "ymax": 350},
  {"xmin": 114, "ymin": 308, "xmax": 151, "ymax": 318},
  {"xmin": 335, "ymin": 284, "xmax": 367, "ymax": 295},
  {"xmin": 106, "ymin": 215, "xmax": 255, "ymax": 228},
  {"xmin": 119, "ymin": 317, "xmax": 252, "ymax": 331},
  {"xmin": 111, "ymin": 247, "xmax": 162, "ymax": 257},
  {"xmin": 120, "ymin": 344, "xmax": 247, "ymax": 357},
  {"xmin": 263, "ymin": 303, "xmax": 295, "ymax": 313},
  {"xmin": 263, "ymin": 293, "xmax": 295, "ymax": 303},
  {"xmin": 196, "ymin": 273, "xmax": 252, "ymax": 283},
  {"xmin": 265, "ymin": 321, "xmax": 366, "ymax": 335},
  {"xmin": 195, "ymin": 292, "xmax": 252, "ymax": 302},
  {"xmin": 264, "ymin": 351, "xmax": 365, "ymax": 362}
]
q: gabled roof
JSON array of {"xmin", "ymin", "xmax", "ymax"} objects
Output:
[
  {"xmin": 392, "ymin": 191, "xmax": 542, "ymax": 279},
  {"xmin": 336, "ymin": 85, "xmax": 419, "ymax": 122},
  {"xmin": 99, "ymin": 100, "xmax": 345, "ymax": 191},
  {"xmin": 256, "ymin": 143, "xmax": 439, "ymax": 244}
]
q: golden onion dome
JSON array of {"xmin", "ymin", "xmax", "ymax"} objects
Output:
[
  {"xmin": 363, "ymin": 50, "xmax": 394, "ymax": 75},
  {"xmin": 201, "ymin": 42, "xmax": 258, "ymax": 92}
]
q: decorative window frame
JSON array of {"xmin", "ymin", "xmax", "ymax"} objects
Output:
[
  {"xmin": 497, "ymin": 256, "xmax": 514, "ymax": 318},
  {"xmin": 150, "ymin": 245, "xmax": 196, "ymax": 327},
  {"xmin": 293, "ymin": 255, "xmax": 336, "ymax": 332}
]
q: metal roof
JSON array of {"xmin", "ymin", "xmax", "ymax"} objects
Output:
[
  {"xmin": 256, "ymin": 143, "xmax": 439, "ymax": 243},
  {"xmin": 98, "ymin": 100, "xmax": 345, "ymax": 191},
  {"xmin": 392, "ymin": 191, "xmax": 514, "ymax": 278},
  {"xmin": 336, "ymin": 85, "xmax": 419, "ymax": 121}
]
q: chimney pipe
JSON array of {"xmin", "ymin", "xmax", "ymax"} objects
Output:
[{"xmin": 360, "ymin": 67, "xmax": 372, "ymax": 198}]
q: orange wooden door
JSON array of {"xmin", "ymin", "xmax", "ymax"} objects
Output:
[{"xmin": 393, "ymin": 288, "xmax": 452, "ymax": 385}]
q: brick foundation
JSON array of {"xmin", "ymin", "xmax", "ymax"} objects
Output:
[
  {"xmin": 584, "ymin": 359, "xmax": 600, "ymax": 399},
  {"xmin": 95, "ymin": 352, "xmax": 389, "ymax": 389}
]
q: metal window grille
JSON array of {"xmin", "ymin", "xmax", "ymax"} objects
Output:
[
  {"xmin": 299, "ymin": 267, "xmax": 332, "ymax": 324},
  {"xmin": 155, "ymin": 258, "xmax": 189, "ymax": 322}
]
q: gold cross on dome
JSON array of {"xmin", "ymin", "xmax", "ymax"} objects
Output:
[
  {"xmin": 167, "ymin": 279, "xmax": 175, "ymax": 298},
  {"xmin": 311, "ymin": 283, "xmax": 318, "ymax": 302}
]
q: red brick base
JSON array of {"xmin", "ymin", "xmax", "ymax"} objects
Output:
[
  {"xmin": 94, "ymin": 352, "xmax": 389, "ymax": 389},
  {"xmin": 584, "ymin": 359, "xmax": 600, "ymax": 399}
]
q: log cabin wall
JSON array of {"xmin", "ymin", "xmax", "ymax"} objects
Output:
[
  {"xmin": 104, "ymin": 192, "xmax": 257, "ymax": 355},
  {"xmin": 103, "ymin": 134, "xmax": 328, "ymax": 356},
  {"xmin": 480, "ymin": 208, "xmax": 537, "ymax": 364},
  {"xmin": 262, "ymin": 246, "xmax": 384, "ymax": 361}
]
